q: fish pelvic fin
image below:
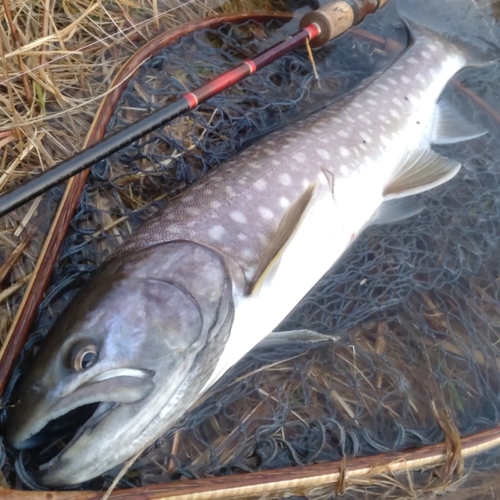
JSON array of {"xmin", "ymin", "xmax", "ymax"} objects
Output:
[
  {"xmin": 248, "ymin": 181, "xmax": 318, "ymax": 295},
  {"xmin": 383, "ymin": 148, "xmax": 461, "ymax": 200},
  {"xmin": 255, "ymin": 329, "xmax": 339, "ymax": 349},
  {"xmin": 397, "ymin": 0, "xmax": 500, "ymax": 66}
]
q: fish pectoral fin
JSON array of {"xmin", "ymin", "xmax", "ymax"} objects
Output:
[
  {"xmin": 369, "ymin": 197, "xmax": 426, "ymax": 226},
  {"xmin": 431, "ymin": 99, "xmax": 488, "ymax": 145},
  {"xmin": 248, "ymin": 181, "xmax": 318, "ymax": 295},
  {"xmin": 383, "ymin": 148, "xmax": 461, "ymax": 200},
  {"xmin": 255, "ymin": 329, "xmax": 339, "ymax": 349}
]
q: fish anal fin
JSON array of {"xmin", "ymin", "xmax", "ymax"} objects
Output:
[
  {"xmin": 248, "ymin": 181, "xmax": 318, "ymax": 295},
  {"xmin": 383, "ymin": 149, "xmax": 461, "ymax": 200},
  {"xmin": 369, "ymin": 197, "xmax": 425, "ymax": 226},
  {"xmin": 431, "ymin": 99, "xmax": 488, "ymax": 145}
]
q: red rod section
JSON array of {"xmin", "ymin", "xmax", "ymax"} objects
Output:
[{"xmin": 183, "ymin": 23, "xmax": 321, "ymax": 108}]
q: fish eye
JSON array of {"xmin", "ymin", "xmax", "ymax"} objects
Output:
[{"xmin": 71, "ymin": 343, "xmax": 98, "ymax": 371}]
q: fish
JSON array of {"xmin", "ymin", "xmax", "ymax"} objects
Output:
[{"xmin": 5, "ymin": 0, "xmax": 498, "ymax": 487}]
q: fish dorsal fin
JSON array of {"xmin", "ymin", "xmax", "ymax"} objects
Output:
[
  {"xmin": 248, "ymin": 181, "xmax": 318, "ymax": 295},
  {"xmin": 431, "ymin": 99, "xmax": 488, "ymax": 145},
  {"xmin": 383, "ymin": 148, "xmax": 461, "ymax": 200}
]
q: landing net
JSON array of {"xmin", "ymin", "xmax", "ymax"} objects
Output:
[{"xmin": 1, "ymin": 1, "xmax": 500, "ymax": 496}]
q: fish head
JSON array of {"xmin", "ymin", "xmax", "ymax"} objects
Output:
[{"xmin": 6, "ymin": 241, "xmax": 234, "ymax": 486}]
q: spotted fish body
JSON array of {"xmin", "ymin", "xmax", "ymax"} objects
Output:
[
  {"xmin": 119, "ymin": 33, "xmax": 466, "ymax": 386},
  {"xmin": 6, "ymin": 1, "xmax": 497, "ymax": 487}
]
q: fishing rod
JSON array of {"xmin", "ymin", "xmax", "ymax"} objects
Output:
[{"xmin": 0, "ymin": 0, "xmax": 390, "ymax": 218}]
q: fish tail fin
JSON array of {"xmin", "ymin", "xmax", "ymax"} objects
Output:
[{"xmin": 397, "ymin": 0, "xmax": 500, "ymax": 66}]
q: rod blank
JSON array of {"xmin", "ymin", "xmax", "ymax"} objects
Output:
[{"xmin": 0, "ymin": 0, "xmax": 387, "ymax": 218}]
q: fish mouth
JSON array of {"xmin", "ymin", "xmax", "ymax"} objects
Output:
[
  {"xmin": 7, "ymin": 368, "xmax": 156, "ymax": 482},
  {"xmin": 36, "ymin": 401, "xmax": 119, "ymax": 475}
]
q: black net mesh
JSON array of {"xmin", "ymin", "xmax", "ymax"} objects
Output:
[{"xmin": 1, "ymin": 0, "xmax": 500, "ymax": 496}]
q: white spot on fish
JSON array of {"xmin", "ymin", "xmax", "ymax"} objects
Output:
[
  {"xmin": 254, "ymin": 179, "xmax": 267, "ymax": 191},
  {"xmin": 340, "ymin": 147, "xmax": 350, "ymax": 157},
  {"xmin": 302, "ymin": 179, "xmax": 310, "ymax": 188},
  {"xmin": 257, "ymin": 234, "xmax": 268, "ymax": 245},
  {"xmin": 366, "ymin": 89, "xmax": 378, "ymax": 96},
  {"xmin": 250, "ymin": 162, "xmax": 262, "ymax": 169},
  {"xmin": 428, "ymin": 44, "xmax": 437, "ymax": 52},
  {"xmin": 211, "ymin": 201, "xmax": 221, "ymax": 209},
  {"xmin": 333, "ymin": 117, "xmax": 342, "ymax": 124},
  {"xmin": 407, "ymin": 57, "xmax": 418, "ymax": 64},
  {"xmin": 209, "ymin": 225, "xmax": 225, "ymax": 240},
  {"xmin": 279, "ymin": 173, "xmax": 292, "ymax": 186},
  {"xmin": 225, "ymin": 186, "xmax": 236, "ymax": 196},
  {"xmin": 337, "ymin": 130, "xmax": 349, "ymax": 138},
  {"xmin": 346, "ymin": 116, "xmax": 355, "ymax": 123},
  {"xmin": 389, "ymin": 109, "xmax": 400, "ymax": 118},
  {"xmin": 406, "ymin": 93, "xmax": 419, "ymax": 105},
  {"xmin": 366, "ymin": 99, "xmax": 377, "ymax": 106},
  {"xmin": 375, "ymin": 83, "xmax": 389, "ymax": 91},
  {"xmin": 352, "ymin": 102, "xmax": 362, "ymax": 109},
  {"xmin": 340, "ymin": 165, "xmax": 349, "ymax": 175},
  {"xmin": 387, "ymin": 78, "xmax": 397, "ymax": 86},
  {"xmin": 416, "ymin": 74, "xmax": 426, "ymax": 84},
  {"xmin": 280, "ymin": 197, "xmax": 290, "ymax": 208},
  {"xmin": 237, "ymin": 233, "xmax": 248, "ymax": 241},
  {"xmin": 293, "ymin": 152, "xmax": 306, "ymax": 162},
  {"xmin": 362, "ymin": 116, "xmax": 372, "ymax": 125},
  {"xmin": 186, "ymin": 207, "xmax": 201, "ymax": 216},
  {"xmin": 259, "ymin": 207, "xmax": 274, "ymax": 220},
  {"xmin": 272, "ymin": 159, "xmax": 281, "ymax": 166},
  {"xmin": 230, "ymin": 211, "xmax": 247, "ymax": 224},
  {"xmin": 182, "ymin": 194, "xmax": 195, "ymax": 202},
  {"xmin": 205, "ymin": 189, "xmax": 213, "ymax": 195},
  {"xmin": 168, "ymin": 223, "xmax": 182, "ymax": 233},
  {"xmin": 317, "ymin": 149, "xmax": 330, "ymax": 160},
  {"xmin": 392, "ymin": 97, "xmax": 403, "ymax": 107},
  {"xmin": 422, "ymin": 51, "xmax": 431, "ymax": 59},
  {"xmin": 359, "ymin": 131, "xmax": 371, "ymax": 144},
  {"xmin": 401, "ymin": 76, "xmax": 410, "ymax": 84},
  {"xmin": 380, "ymin": 135, "xmax": 392, "ymax": 146},
  {"xmin": 264, "ymin": 148, "xmax": 275, "ymax": 156},
  {"xmin": 242, "ymin": 248, "xmax": 253, "ymax": 259}
]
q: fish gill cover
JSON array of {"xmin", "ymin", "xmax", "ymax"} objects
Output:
[{"xmin": 0, "ymin": 0, "xmax": 500, "ymax": 496}]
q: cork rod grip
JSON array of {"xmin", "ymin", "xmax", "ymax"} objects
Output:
[{"xmin": 299, "ymin": 0, "xmax": 382, "ymax": 47}]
